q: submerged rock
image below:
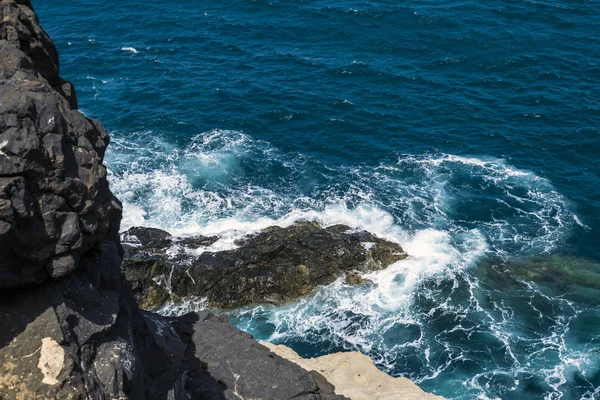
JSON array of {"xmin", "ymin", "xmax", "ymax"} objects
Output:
[
  {"xmin": 122, "ymin": 221, "xmax": 407, "ymax": 309},
  {"xmin": 262, "ymin": 342, "xmax": 445, "ymax": 400},
  {"xmin": 514, "ymin": 256, "xmax": 600, "ymax": 290},
  {"xmin": 475, "ymin": 255, "xmax": 600, "ymax": 305}
]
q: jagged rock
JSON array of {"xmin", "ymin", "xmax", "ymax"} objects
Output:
[
  {"xmin": 122, "ymin": 221, "xmax": 407, "ymax": 309},
  {"xmin": 0, "ymin": 3, "xmax": 436, "ymax": 400},
  {"xmin": 0, "ymin": 0, "xmax": 121, "ymax": 289},
  {"xmin": 0, "ymin": 240, "xmax": 194, "ymax": 399},
  {"xmin": 121, "ymin": 226, "xmax": 218, "ymax": 251},
  {"xmin": 262, "ymin": 343, "xmax": 445, "ymax": 400},
  {"xmin": 0, "ymin": 2, "xmax": 188, "ymax": 398}
]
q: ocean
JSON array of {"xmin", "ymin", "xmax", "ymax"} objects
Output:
[{"xmin": 35, "ymin": 1, "xmax": 599, "ymax": 399}]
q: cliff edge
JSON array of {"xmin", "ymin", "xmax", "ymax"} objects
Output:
[
  {"xmin": 0, "ymin": 2, "xmax": 345, "ymax": 399},
  {"xmin": 0, "ymin": 0, "xmax": 190, "ymax": 397},
  {"xmin": 263, "ymin": 343, "xmax": 444, "ymax": 400},
  {"xmin": 0, "ymin": 2, "xmax": 439, "ymax": 399}
]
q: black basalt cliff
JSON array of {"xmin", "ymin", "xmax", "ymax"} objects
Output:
[
  {"xmin": 0, "ymin": 0, "xmax": 120, "ymax": 288},
  {"xmin": 0, "ymin": 2, "xmax": 347, "ymax": 399}
]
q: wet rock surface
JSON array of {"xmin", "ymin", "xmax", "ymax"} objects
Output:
[{"xmin": 122, "ymin": 221, "xmax": 407, "ymax": 310}]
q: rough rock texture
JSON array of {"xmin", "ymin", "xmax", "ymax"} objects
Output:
[
  {"xmin": 122, "ymin": 221, "xmax": 407, "ymax": 310},
  {"xmin": 0, "ymin": 2, "xmax": 193, "ymax": 398},
  {"xmin": 0, "ymin": 0, "xmax": 121, "ymax": 288},
  {"xmin": 0, "ymin": 3, "xmax": 435, "ymax": 400},
  {"xmin": 0, "ymin": 3, "xmax": 349, "ymax": 400},
  {"xmin": 262, "ymin": 343, "xmax": 445, "ymax": 400}
]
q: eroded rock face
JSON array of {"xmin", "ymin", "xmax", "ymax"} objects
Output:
[
  {"xmin": 0, "ymin": 0, "xmax": 121, "ymax": 289},
  {"xmin": 0, "ymin": 3, "xmax": 433, "ymax": 400},
  {"xmin": 122, "ymin": 221, "xmax": 407, "ymax": 310}
]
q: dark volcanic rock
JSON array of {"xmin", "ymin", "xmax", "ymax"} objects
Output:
[
  {"xmin": 121, "ymin": 227, "xmax": 219, "ymax": 310},
  {"xmin": 0, "ymin": 2, "xmax": 188, "ymax": 398},
  {"xmin": 177, "ymin": 312, "xmax": 346, "ymax": 400},
  {"xmin": 122, "ymin": 221, "xmax": 407, "ymax": 309},
  {"xmin": 0, "ymin": 0, "xmax": 121, "ymax": 288}
]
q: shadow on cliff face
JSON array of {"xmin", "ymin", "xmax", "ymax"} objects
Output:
[
  {"xmin": 0, "ymin": 247, "xmax": 229, "ymax": 399},
  {"xmin": 0, "ymin": 244, "xmax": 121, "ymax": 353},
  {"xmin": 0, "ymin": 285, "xmax": 61, "ymax": 350},
  {"xmin": 176, "ymin": 311, "xmax": 348, "ymax": 400},
  {"xmin": 169, "ymin": 313, "xmax": 228, "ymax": 399}
]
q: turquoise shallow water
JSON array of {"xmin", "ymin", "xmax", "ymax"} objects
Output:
[{"xmin": 35, "ymin": 1, "xmax": 599, "ymax": 398}]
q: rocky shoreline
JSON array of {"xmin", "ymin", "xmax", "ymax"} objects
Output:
[{"xmin": 0, "ymin": 1, "xmax": 442, "ymax": 399}]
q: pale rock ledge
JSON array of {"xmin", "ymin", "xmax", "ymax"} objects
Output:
[{"xmin": 261, "ymin": 342, "xmax": 445, "ymax": 400}]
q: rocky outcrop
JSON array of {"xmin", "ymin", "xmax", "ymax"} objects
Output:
[
  {"xmin": 262, "ymin": 343, "xmax": 445, "ymax": 400},
  {"xmin": 0, "ymin": 3, "xmax": 354, "ymax": 400},
  {"xmin": 121, "ymin": 222, "xmax": 407, "ymax": 310},
  {"xmin": 0, "ymin": 0, "xmax": 121, "ymax": 288},
  {"xmin": 0, "ymin": 2, "xmax": 328, "ymax": 399}
]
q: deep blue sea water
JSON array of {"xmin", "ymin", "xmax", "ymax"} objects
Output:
[{"xmin": 35, "ymin": 1, "xmax": 600, "ymax": 399}]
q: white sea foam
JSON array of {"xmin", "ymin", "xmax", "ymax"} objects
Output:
[
  {"xmin": 121, "ymin": 46, "xmax": 139, "ymax": 54},
  {"xmin": 573, "ymin": 214, "xmax": 590, "ymax": 229},
  {"xmin": 106, "ymin": 129, "xmax": 574, "ymax": 260},
  {"xmin": 105, "ymin": 129, "xmax": 585, "ymax": 398}
]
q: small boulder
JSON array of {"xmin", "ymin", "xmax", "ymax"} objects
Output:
[{"xmin": 345, "ymin": 272, "xmax": 365, "ymax": 285}]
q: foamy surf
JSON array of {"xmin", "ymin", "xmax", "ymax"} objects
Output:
[
  {"xmin": 35, "ymin": 0, "xmax": 600, "ymax": 396},
  {"xmin": 121, "ymin": 46, "xmax": 139, "ymax": 53},
  {"xmin": 105, "ymin": 128, "xmax": 590, "ymax": 400},
  {"xmin": 107, "ymin": 129, "xmax": 574, "ymax": 257}
]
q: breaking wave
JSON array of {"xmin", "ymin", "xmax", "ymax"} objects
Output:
[{"xmin": 105, "ymin": 129, "xmax": 595, "ymax": 399}]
